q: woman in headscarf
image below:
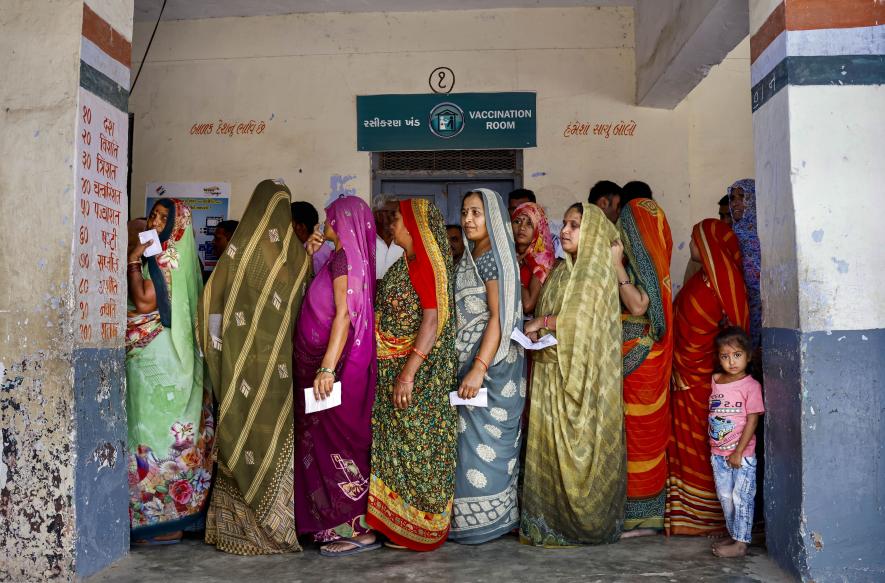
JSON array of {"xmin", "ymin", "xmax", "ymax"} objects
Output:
[
  {"xmin": 510, "ymin": 202, "xmax": 555, "ymax": 316},
  {"xmin": 126, "ymin": 199, "xmax": 215, "ymax": 544},
  {"xmin": 293, "ymin": 196, "xmax": 379, "ymax": 557},
  {"xmin": 449, "ymin": 189, "xmax": 525, "ymax": 545},
  {"xmin": 728, "ymin": 179, "xmax": 761, "ymax": 350},
  {"xmin": 519, "ymin": 203, "xmax": 625, "ymax": 546},
  {"xmin": 665, "ymin": 219, "xmax": 749, "ymax": 537},
  {"xmin": 614, "ymin": 199, "xmax": 674, "ymax": 537},
  {"xmin": 366, "ymin": 199, "xmax": 458, "ymax": 551},
  {"xmin": 199, "ymin": 180, "xmax": 311, "ymax": 555}
]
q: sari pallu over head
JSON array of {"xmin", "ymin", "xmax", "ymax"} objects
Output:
[
  {"xmin": 511, "ymin": 202, "xmax": 555, "ymax": 285},
  {"xmin": 199, "ymin": 179, "xmax": 311, "ymax": 555},
  {"xmin": 693, "ymin": 219, "xmax": 749, "ymax": 333},
  {"xmin": 617, "ymin": 198, "xmax": 673, "ymax": 531}
]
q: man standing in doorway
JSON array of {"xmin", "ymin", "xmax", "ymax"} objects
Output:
[
  {"xmin": 718, "ymin": 195, "xmax": 733, "ymax": 225},
  {"xmin": 372, "ymin": 196, "xmax": 404, "ymax": 280},
  {"xmin": 588, "ymin": 180, "xmax": 623, "ymax": 223},
  {"xmin": 507, "ymin": 188, "xmax": 536, "ymax": 216},
  {"xmin": 447, "ymin": 224, "xmax": 465, "ymax": 264}
]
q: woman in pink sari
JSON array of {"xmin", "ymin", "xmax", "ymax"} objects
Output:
[{"xmin": 294, "ymin": 196, "xmax": 379, "ymax": 557}]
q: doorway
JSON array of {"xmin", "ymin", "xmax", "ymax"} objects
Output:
[{"xmin": 371, "ymin": 149, "xmax": 523, "ymax": 223}]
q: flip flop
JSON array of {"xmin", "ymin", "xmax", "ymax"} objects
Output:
[
  {"xmin": 132, "ymin": 536, "xmax": 182, "ymax": 547},
  {"xmin": 320, "ymin": 538, "xmax": 382, "ymax": 557}
]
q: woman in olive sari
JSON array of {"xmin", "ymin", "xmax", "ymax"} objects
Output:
[
  {"xmin": 520, "ymin": 203, "xmax": 625, "ymax": 546},
  {"xmin": 126, "ymin": 199, "xmax": 215, "ymax": 544},
  {"xmin": 367, "ymin": 199, "xmax": 458, "ymax": 551},
  {"xmin": 449, "ymin": 189, "xmax": 524, "ymax": 544},
  {"xmin": 199, "ymin": 179, "xmax": 311, "ymax": 555}
]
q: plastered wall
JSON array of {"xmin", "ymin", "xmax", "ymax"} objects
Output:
[{"xmin": 130, "ymin": 6, "xmax": 754, "ymax": 292}]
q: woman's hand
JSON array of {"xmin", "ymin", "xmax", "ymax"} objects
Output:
[
  {"xmin": 305, "ymin": 232, "xmax": 324, "ymax": 256},
  {"xmin": 313, "ymin": 371, "xmax": 335, "ymax": 401},
  {"xmin": 128, "ymin": 241, "xmax": 150, "ymax": 263},
  {"xmin": 526, "ymin": 330, "xmax": 540, "ymax": 343},
  {"xmin": 524, "ymin": 317, "xmax": 543, "ymax": 335},
  {"xmin": 611, "ymin": 239, "xmax": 624, "ymax": 266},
  {"xmin": 393, "ymin": 376, "xmax": 413, "ymax": 410},
  {"xmin": 458, "ymin": 366, "xmax": 484, "ymax": 400}
]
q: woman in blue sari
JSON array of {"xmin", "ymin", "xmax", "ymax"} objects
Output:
[{"xmin": 449, "ymin": 188, "xmax": 525, "ymax": 544}]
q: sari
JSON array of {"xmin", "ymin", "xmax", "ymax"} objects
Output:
[
  {"xmin": 449, "ymin": 189, "xmax": 525, "ymax": 544},
  {"xmin": 199, "ymin": 180, "xmax": 311, "ymax": 555},
  {"xmin": 520, "ymin": 204, "xmax": 625, "ymax": 546},
  {"xmin": 293, "ymin": 196, "xmax": 377, "ymax": 541},
  {"xmin": 729, "ymin": 179, "xmax": 761, "ymax": 349},
  {"xmin": 366, "ymin": 199, "xmax": 458, "ymax": 551},
  {"xmin": 665, "ymin": 219, "xmax": 749, "ymax": 536},
  {"xmin": 618, "ymin": 199, "xmax": 673, "ymax": 532},
  {"xmin": 511, "ymin": 202, "xmax": 555, "ymax": 286},
  {"xmin": 126, "ymin": 199, "xmax": 215, "ymax": 537}
]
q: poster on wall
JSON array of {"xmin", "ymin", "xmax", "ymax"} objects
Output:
[
  {"xmin": 145, "ymin": 182, "xmax": 230, "ymax": 269},
  {"xmin": 73, "ymin": 87, "xmax": 129, "ymax": 348}
]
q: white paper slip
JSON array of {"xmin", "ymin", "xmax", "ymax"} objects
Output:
[
  {"xmin": 510, "ymin": 328, "xmax": 558, "ymax": 351},
  {"xmin": 138, "ymin": 229, "xmax": 163, "ymax": 257},
  {"xmin": 449, "ymin": 387, "xmax": 488, "ymax": 407},
  {"xmin": 304, "ymin": 381, "xmax": 342, "ymax": 414}
]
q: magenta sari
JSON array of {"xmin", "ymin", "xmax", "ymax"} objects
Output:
[{"xmin": 294, "ymin": 196, "xmax": 377, "ymax": 541}]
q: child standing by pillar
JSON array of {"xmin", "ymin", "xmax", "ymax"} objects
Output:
[{"xmin": 709, "ymin": 327, "xmax": 764, "ymax": 558}]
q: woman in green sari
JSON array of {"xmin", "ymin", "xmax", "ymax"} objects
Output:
[
  {"xmin": 520, "ymin": 203, "xmax": 626, "ymax": 546},
  {"xmin": 199, "ymin": 180, "xmax": 311, "ymax": 555},
  {"xmin": 126, "ymin": 199, "xmax": 215, "ymax": 544},
  {"xmin": 366, "ymin": 198, "xmax": 458, "ymax": 551}
]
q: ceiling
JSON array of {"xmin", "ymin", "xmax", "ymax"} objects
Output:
[{"xmin": 135, "ymin": 0, "xmax": 633, "ymax": 21}]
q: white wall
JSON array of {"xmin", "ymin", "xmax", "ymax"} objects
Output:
[{"xmin": 130, "ymin": 6, "xmax": 755, "ymax": 287}]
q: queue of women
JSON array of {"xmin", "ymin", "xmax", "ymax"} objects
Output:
[{"xmin": 124, "ymin": 176, "xmax": 761, "ymax": 556}]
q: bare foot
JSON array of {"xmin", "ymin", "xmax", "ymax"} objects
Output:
[
  {"xmin": 712, "ymin": 537, "xmax": 735, "ymax": 549},
  {"xmin": 621, "ymin": 528, "xmax": 658, "ymax": 539},
  {"xmin": 706, "ymin": 528, "xmax": 729, "ymax": 540},
  {"xmin": 321, "ymin": 533, "xmax": 377, "ymax": 555},
  {"xmin": 713, "ymin": 541, "xmax": 748, "ymax": 558}
]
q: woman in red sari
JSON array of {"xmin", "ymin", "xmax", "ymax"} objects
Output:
[
  {"xmin": 665, "ymin": 219, "xmax": 749, "ymax": 536},
  {"xmin": 615, "ymin": 199, "xmax": 673, "ymax": 537}
]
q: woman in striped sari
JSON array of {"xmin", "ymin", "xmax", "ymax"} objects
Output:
[
  {"xmin": 520, "ymin": 203, "xmax": 625, "ymax": 546},
  {"xmin": 199, "ymin": 180, "xmax": 311, "ymax": 555},
  {"xmin": 367, "ymin": 199, "xmax": 458, "ymax": 551},
  {"xmin": 615, "ymin": 198, "xmax": 673, "ymax": 537},
  {"xmin": 665, "ymin": 219, "xmax": 749, "ymax": 536}
]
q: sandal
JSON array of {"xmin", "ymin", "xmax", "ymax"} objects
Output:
[{"xmin": 320, "ymin": 537, "xmax": 382, "ymax": 557}]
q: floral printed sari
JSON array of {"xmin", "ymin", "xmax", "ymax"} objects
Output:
[
  {"xmin": 366, "ymin": 199, "xmax": 458, "ymax": 551},
  {"xmin": 126, "ymin": 199, "xmax": 215, "ymax": 538}
]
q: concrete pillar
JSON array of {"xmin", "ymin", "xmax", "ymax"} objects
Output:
[
  {"xmin": 0, "ymin": 1, "xmax": 133, "ymax": 580},
  {"xmin": 750, "ymin": 0, "xmax": 885, "ymax": 580}
]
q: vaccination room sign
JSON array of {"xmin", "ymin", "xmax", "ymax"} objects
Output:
[{"xmin": 357, "ymin": 92, "xmax": 537, "ymax": 151}]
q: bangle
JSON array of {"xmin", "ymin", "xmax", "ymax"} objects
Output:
[
  {"xmin": 396, "ymin": 377, "xmax": 414, "ymax": 385},
  {"xmin": 127, "ymin": 264, "xmax": 143, "ymax": 274},
  {"xmin": 618, "ymin": 280, "xmax": 632, "ymax": 287},
  {"xmin": 412, "ymin": 347, "xmax": 428, "ymax": 361},
  {"xmin": 543, "ymin": 314, "xmax": 550, "ymax": 329},
  {"xmin": 474, "ymin": 356, "xmax": 489, "ymax": 371},
  {"xmin": 127, "ymin": 260, "xmax": 141, "ymax": 266},
  {"xmin": 316, "ymin": 367, "xmax": 335, "ymax": 378}
]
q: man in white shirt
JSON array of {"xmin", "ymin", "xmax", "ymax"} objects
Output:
[{"xmin": 372, "ymin": 195, "xmax": 404, "ymax": 280}]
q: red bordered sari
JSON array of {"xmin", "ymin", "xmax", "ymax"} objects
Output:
[
  {"xmin": 665, "ymin": 219, "xmax": 749, "ymax": 536},
  {"xmin": 618, "ymin": 199, "xmax": 673, "ymax": 532},
  {"xmin": 366, "ymin": 199, "xmax": 458, "ymax": 551}
]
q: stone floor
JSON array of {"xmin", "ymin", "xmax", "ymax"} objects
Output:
[{"xmin": 87, "ymin": 534, "xmax": 795, "ymax": 582}]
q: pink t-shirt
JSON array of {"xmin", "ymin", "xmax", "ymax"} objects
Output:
[{"xmin": 708, "ymin": 375, "xmax": 765, "ymax": 457}]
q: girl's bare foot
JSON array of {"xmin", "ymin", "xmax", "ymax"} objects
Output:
[
  {"xmin": 711, "ymin": 537, "xmax": 735, "ymax": 549},
  {"xmin": 713, "ymin": 541, "xmax": 748, "ymax": 557},
  {"xmin": 621, "ymin": 528, "xmax": 658, "ymax": 539}
]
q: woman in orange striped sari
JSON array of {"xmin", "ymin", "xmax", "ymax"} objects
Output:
[
  {"xmin": 615, "ymin": 199, "xmax": 673, "ymax": 536},
  {"xmin": 665, "ymin": 219, "xmax": 749, "ymax": 536}
]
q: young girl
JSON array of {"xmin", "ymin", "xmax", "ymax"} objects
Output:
[{"xmin": 709, "ymin": 327, "xmax": 764, "ymax": 558}]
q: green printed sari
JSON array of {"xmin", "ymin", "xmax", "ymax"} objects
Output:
[{"xmin": 200, "ymin": 180, "xmax": 311, "ymax": 555}]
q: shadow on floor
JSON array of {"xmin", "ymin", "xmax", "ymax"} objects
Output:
[{"xmin": 88, "ymin": 534, "xmax": 795, "ymax": 583}]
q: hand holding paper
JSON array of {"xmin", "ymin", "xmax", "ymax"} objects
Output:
[
  {"xmin": 449, "ymin": 388, "xmax": 488, "ymax": 407},
  {"xmin": 304, "ymin": 381, "xmax": 342, "ymax": 414},
  {"xmin": 138, "ymin": 229, "xmax": 163, "ymax": 258},
  {"xmin": 511, "ymin": 328, "xmax": 558, "ymax": 351}
]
